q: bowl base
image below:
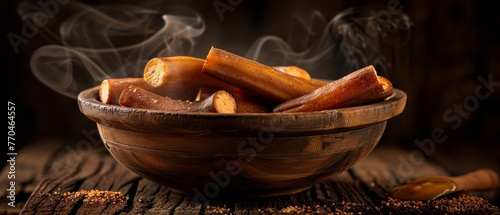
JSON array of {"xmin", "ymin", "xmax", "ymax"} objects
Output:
[{"xmin": 168, "ymin": 185, "xmax": 314, "ymax": 199}]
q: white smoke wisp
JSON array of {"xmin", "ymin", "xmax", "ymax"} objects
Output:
[
  {"xmin": 21, "ymin": 1, "xmax": 411, "ymax": 98},
  {"xmin": 22, "ymin": 1, "xmax": 205, "ymax": 99},
  {"xmin": 245, "ymin": 7, "xmax": 412, "ymax": 79}
]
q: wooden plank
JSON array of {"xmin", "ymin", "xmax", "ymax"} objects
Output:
[
  {"xmin": 0, "ymin": 138, "xmax": 65, "ymax": 196},
  {"xmin": 2, "ymin": 139, "xmax": 498, "ymax": 215},
  {"xmin": 0, "ymin": 138, "xmax": 66, "ymax": 215}
]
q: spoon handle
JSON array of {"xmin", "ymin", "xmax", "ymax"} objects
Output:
[{"xmin": 452, "ymin": 168, "xmax": 499, "ymax": 191}]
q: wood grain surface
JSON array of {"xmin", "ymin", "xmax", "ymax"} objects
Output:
[{"xmin": 1, "ymin": 138, "xmax": 498, "ymax": 214}]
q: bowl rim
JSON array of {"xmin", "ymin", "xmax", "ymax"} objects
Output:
[{"xmin": 78, "ymin": 86, "xmax": 406, "ymax": 132}]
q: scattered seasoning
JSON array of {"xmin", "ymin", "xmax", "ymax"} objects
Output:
[
  {"xmin": 379, "ymin": 193, "xmax": 500, "ymax": 214},
  {"xmin": 43, "ymin": 191, "xmax": 498, "ymax": 213},
  {"xmin": 276, "ymin": 202, "xmax": 373, "ymax": 215},
  {"xmin": 202, "ymin": 194, "xmax": 499, "ymax": 214},
  {"xmin": 205, "ymin": 205, "xmax": 232, "ymax": 214},
  {"xmin": 51, "ymin": 189, "xmax": 129, "ymax": 204},
  {"xmin": 279, "ymin": 205, "xmax": 311, "ymax": 214}
]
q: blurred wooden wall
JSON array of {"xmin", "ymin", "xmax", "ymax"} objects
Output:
[
  {"xmin": 4, "ymin": 0, "xmax": 499, "ymax": 150},
  {"xmin": 384, "ymin": 0, "xmax": 500, "ymax": 146}
]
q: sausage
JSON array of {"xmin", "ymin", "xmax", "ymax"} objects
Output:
[
  {"xmin": 119, "ymin": 85, "xmax": 236, "ymax": 113},
  {"xmin": 99, "ymin": 78, "xmax": 159, "ymax": 105},
  {"xmin": 201, "ymin": 47, "xmax": 318, "ymax": 102},
  {"xmin": 143, "ymin": 56, "xmax": 242, "ymax": 100},
  {"xmin": 196, "ymin": 88, "xmax": 272, "ymax": 113},
  {"xmin": 273, "ymin": 65, "xmax": 393, "ymax": 112}
]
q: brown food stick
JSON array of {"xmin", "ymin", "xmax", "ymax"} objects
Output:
[
  {"xmin": 273, "ymin": 66, "xmax": 311, "ymax": 80},
  {"xmin": 273, "ymin": 65, "xmax": 393, "ymax": 113},
  {"xmin": 100, "ymin": 78, "xmax": 160, "ymax": 105},
  {"xmin": 119, "ymin": 85, "xmax": 236, "ymax": 113},
  {"xmin": 196, "ymin": 88, "xmax": 272, "ymax": 113},
  {"xmin": 143, "ymin": 56, "xmax": 242, "ymax": 100},
  {"xmin": 308, "ymin": 79, "xmax": 329, "ymax": 88},
  {"xmin": 274, "ymin": 65, "xmax": 328, "ymax": 88},
  {"xmin": 201, "ymin": 47, "xmax": 317, "ymax": 102},
  {"xmin": 196, "ymin": 90, "xmax": 237, "ymax": 113}
]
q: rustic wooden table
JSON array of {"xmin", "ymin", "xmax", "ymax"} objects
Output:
[{"xmin": 1, "ymin": 138, "xmax": 499, "ymax": 215}]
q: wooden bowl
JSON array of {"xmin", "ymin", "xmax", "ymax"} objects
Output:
[{"xmin": 77, "ymin": 86, "xmax": 406, "ymax": 198}]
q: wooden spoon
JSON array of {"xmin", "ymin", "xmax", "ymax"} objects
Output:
[{"xmin": 390, "ymin": 168, "xmax": 499, "ymax": 200}]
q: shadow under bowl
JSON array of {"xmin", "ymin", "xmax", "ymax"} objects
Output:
[{"xmin": 77, "ymin": 86, "xmax": 406, "ymax": 198}]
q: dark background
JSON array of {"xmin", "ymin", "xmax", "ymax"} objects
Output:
[{"xmin": 3, "ymin": 0, "xmax": 500, "ymax": 202}]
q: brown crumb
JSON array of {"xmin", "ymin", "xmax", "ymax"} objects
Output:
[
  {"xmin": 223, "ymin": 194, "xmax": 499, "ymax": 215},
  {"xmin": 279, "ymin": 203, "xmax": 363, "ymax": 215},
  {"xmin": 205, "ymin": 204, "xmax": 236, "ymax": 214},
  {"xmin": 50, "ymin": 189, "xmax": 128, "ymax": 204},
  {"xmin": 379, "ymin": 193, "xmax": 500, "ymax": 214}
]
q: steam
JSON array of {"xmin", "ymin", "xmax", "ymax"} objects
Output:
[
  {"xmin": 20, "ymin": 2, "xmax": 411, "ymax": 99},
  {"xmin": 21, "ymin": 1, "xmax": 204, "ymax": 98},
  {"xmin": 245, "ymin": 7, "xmax": 412, "ymax": 79}
]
